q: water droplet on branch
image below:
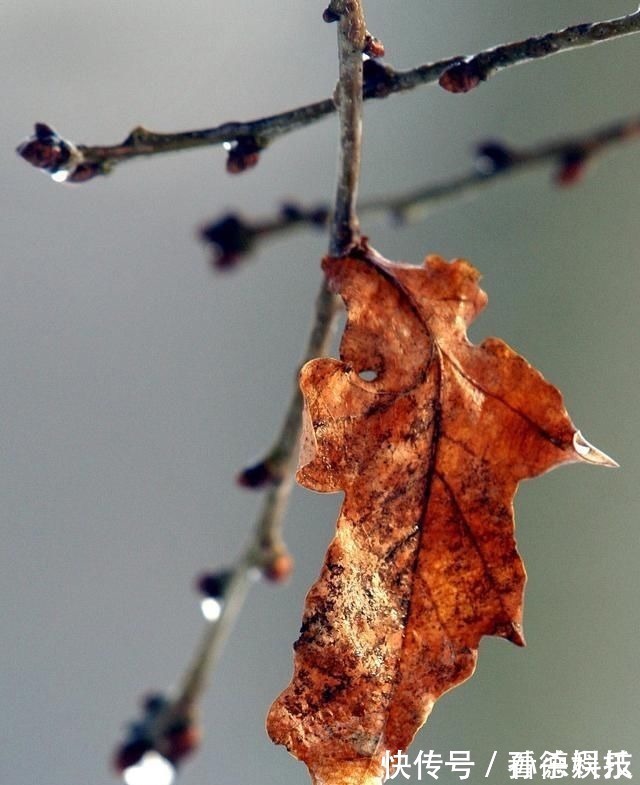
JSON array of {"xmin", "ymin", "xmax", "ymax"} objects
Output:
[{"xmin": 123, "ymin": 752, "xmax": 175, "ymax": 785}]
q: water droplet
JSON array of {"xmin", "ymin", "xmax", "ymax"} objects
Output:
[
  {"xmin": 50, "ymin": 169, "xmax": 70, "ymax": 183},
  {"xmin": 222, "ymin": 141, "xmax": 234, "ymax": 151},
  {"xmin": 358, "ymin": 369, "xmax": 378, "ymax": 382},
  {"xmin": 200, "ymin": 597, "xmax": 222, "ymax": 622},
  {"xmin": 573, "ymin": 431, "xmax": 619, "ymax": 468},
  {"xmin": 123, "ymin": 752, "xmax": 175, "ymax": 785}
]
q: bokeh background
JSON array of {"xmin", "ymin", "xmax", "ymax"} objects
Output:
[{"xmin": 2, "ymin": 1, "xmax": 639, "ymax": 784}]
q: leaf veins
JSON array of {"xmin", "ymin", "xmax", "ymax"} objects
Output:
[{"xmin": 267, "ymin": 241, "xmax": 615, "ymax": 785}]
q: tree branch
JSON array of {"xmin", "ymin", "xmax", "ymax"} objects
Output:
[
  {"xmin": 437, "ymin": 9, "xmax": 640, "ymax": 92},
  {"xmin": 201, "ymin": 111, "xmax": 640, "ymax": 269},
  {"xmin": 328, "ymin": 0, "xmax": 367, "ymax": 255},
  {"xmin": 112, "ymin": 251, "xmax": 342, "ymax": 783},
  {"xmin": 17, "ymin": 8, "xmax": 640, "ymax": 180}
]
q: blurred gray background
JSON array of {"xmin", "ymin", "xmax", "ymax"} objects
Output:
[{"xmin": 2, "ymin": 2, "xmax": 639, "ymax": 784}]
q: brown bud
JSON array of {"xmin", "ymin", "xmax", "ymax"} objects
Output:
[
  {"xmin": 226, "ymin": 150, "xmax": 260, "ymax": 174},
  {"xmin": 237, "ymin": 459, "xmax": 278, "ymax": 489},
  {"xmin": 17, "ymin": 123, "xmax": 71, "ymax": 171},
  {"xmin": 113, "ymin": 739, "xmax": 153, "ymax": 772},
  {"xmin": 555, "ymin": 160, "xmax": 587, "ymax": 187},
  {"xmin": 555, "ymin": 149, "xmax": 589, "ymax": 187},
  {"xmin": 225, "ymin": 137, "xmax": 262, "ymax": 174},
  {"xmin": 364, "ymin": 34, "xmax": 385, "ymax": 59},
  {"xmin": 163, "ymin": 723, "xmax": 201, "ymax": 765},
  {"xmin": 263, "ymin": 551, "xmax": 294, "ymax": 584},
  {"xmin": 439, "ymin": 60, "xmax": 485, "ymax": 93},
  {"xmin": 322, "ymin": 6, "xmax": 340, "ymax": 22}
]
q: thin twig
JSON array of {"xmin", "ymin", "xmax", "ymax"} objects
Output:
[
  {"xmin": 17, "ymin": 8, "xmax": 640, "ymax": 180},
  {"xmin": 161, "ymin": 270, "xmax": 340, "ymax": 744},
  {"xmin": 113, "ymin": 211, "xmax": 342, "ymax": 784},
  {"xmin": 369, "ymin": 114, "xmax": 640, "ymax": 217},
  {"xmin": 431, "ymin": 9, "xmax": 640, "ymax": 92},
  {"xmin": 200, "ymin": 111, "xmax": 640, "ymax": 268},
  {"xmin": 329, "ymin": 0, "xmax": 367, "ymax": 255}
]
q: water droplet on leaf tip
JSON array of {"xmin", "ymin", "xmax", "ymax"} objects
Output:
[
  {"xmin": 222, "ymin": 141, "xmax": 234, "ymax": 151},
  {"xmin": 573, "ymin": 431, "xmax": 619, "ymax": 468}
]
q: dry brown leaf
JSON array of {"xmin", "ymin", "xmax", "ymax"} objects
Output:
[{"xmin": 267, "ymin": 241, "xmax": 615, "ymax": 785}]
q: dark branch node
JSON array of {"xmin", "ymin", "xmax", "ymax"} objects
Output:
[
  {"xmin": 143, "ymin": 692, "xmax": 171, "ymax": 714},
  {"xmin": 199, "ymin": 213, "xmax": 256, "ymax": 270},
  {"xmin": 280, "ymin": 201, "xmax": 329, "ymax": 227},
  {"xmin": 322, "ymin": 6, "xmax": 340, "ymax": 23},
  {"xmin": 237, "ymin": 459, "xmax": 280, "ymax": 489},
  {"xmin": 113, "ymin": 692, "xmax": 200, "ymax": 773},
  {"xmin": 475, "ymin": 140, "xmax": 516, "ymax": 173},
  {"xmin": 362, "ymin": 59, "xmax": 395, "ymax": 98},
  {"xmin": 196, "ymin": 570, "xmax": 233, "ymax": 599}
]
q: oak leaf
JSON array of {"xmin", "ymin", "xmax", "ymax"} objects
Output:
[{"xmin": 267, "ymin": 242, "xmax": 615, "ymax": 785}]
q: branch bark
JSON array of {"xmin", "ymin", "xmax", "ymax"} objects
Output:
[
  {"xmin": 200, "ymin": 111, "xmax": 640, "ymax": 267},
  {"xmin": 328, "ymin": 0, "xmax": 367, "ymax": 255},
  {"xmin": 18, "ymin": 8, "xmax": 640, "ymax": 180}
]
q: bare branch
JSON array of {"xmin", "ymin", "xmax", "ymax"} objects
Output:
[
  {"xmin": 112, "ymin": 271, "xmax": 341, "ymax": 777},
  {"xmin": 438, "ymin": 9, "xmax": 640, "ymax": 92},
  {"xmin": 158, "ymin": 0, "xmax": 372, "ymax": 756},
  {"xmin": 328, "ymin": 0, "xmax": 367, "ymax": 255},
  {"xmin": 17, "ymin": 9, "xmax": 640, "ymax": 180},
  {"xmin": 201, "ymin": 112, "xmax": 640, "ymax": 268}
]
